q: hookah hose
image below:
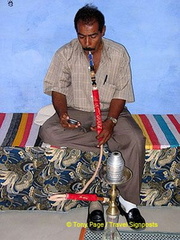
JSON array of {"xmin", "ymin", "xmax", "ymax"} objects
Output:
[
  {"xmin": 48, "ymin": 52, "xmax": 105, "ymax": 203},
  {"xmin": 88, "ymin": 51, "xmax": 103, "ymax": 136},
  {"xmin": 77, "ymin": 51, "xmax": 104, "ymax": 194}
]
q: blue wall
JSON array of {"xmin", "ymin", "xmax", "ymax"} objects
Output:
[{"xmin": 0, "ymin": 0, "xmax": 179, "ymax": 114}]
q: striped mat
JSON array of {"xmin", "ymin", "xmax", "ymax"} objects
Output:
[
  {"xmin": 0, "ymin": 113, "xmax": 40, "ymax": 147},
  {"xmin": 0, "ymin": 113, "xmax": 179, "ymax": 149},
  {"xmin": 132, "ymin": 114, "xmax": 180, "ymax": 149}
]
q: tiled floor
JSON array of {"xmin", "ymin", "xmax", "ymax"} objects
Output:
[{"xmin": 0, "ymin": 206, "xmax": 179, "ymax": 240}]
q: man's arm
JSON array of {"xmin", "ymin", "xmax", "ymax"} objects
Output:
[
  {"xmin": 107, "ymin": 98, "xmax": 125, "ymax": 120},
  {"xmin": 52, "ymin": 91, "xmax": 80, "ymax": 128},
  {"xmin": 52, "ymin": 91, "xmax": 68, "ymax": 118},
  {"xmin": 96, "ymin": 98, "xmax": 126, "ymax": 145}
]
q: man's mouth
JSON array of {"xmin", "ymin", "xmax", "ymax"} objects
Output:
[{"xmin": 83, "ymin": 47, "xmax": 95, "ymax": 51}]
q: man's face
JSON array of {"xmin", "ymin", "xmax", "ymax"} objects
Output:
[{"xmin": 76, "ymin": 20, "xmax": 106, "ymax": 54}]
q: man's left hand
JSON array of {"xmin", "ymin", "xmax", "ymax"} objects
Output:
[{"xmin": 91, "ymin": 119, "xmax": 115, "ymax": 146}]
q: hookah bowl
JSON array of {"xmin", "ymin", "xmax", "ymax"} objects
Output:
[{"xmin": 102, "ymin": 152, "xmax": 132, "ymax": 240}]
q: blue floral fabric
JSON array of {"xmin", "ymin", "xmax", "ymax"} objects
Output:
[
  {"xmin": 0, "ymin": 146, "xmax": 179, "ymax": 211},
  {"xmin": 141, "ymin": 147, "xmax": 180, "ymax": 206}
]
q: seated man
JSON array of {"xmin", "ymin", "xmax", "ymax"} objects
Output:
[{"xmin": 39, "ymin": 4, "xmax": 146, "ymax": 230}]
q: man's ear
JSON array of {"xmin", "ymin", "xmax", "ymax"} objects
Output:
[{"xmin": 102, "ymin": 25, "xmax": 106, "ymax": 36}]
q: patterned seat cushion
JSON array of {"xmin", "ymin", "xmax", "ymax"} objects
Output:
[{"xmin": 0, "ymin": 146, "xmax": 179, "ymax": 211}]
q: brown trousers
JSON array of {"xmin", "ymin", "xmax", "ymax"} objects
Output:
[{"xmin": 39, "ymin": 107, "xmax": 146, "ymax": 205}]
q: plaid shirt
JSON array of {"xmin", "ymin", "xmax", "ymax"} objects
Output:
[{"xmin": 44, "ymin": 38, "xmax": 135, "ymax": 112}]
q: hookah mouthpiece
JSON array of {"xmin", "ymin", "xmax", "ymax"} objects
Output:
[
  {"xmin": 106, "ymin": 151, "xmax": 125, "ymax": 184},
  {"xmin": 88, "ymin": 51, "xmax": 94, "ymax": 70}
]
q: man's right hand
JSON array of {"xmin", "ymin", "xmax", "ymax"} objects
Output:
[
  {"xmin": 52, "ymin": 92, "xmax": 81, "ymax": 129},
  {"xmin": 60, "ymin": 113, "xmax": 80, "ymax": 129}
]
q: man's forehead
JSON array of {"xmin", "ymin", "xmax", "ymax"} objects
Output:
[{"xmin": 77, "ymin": 19, "xmax": 99, "ymax": 28}]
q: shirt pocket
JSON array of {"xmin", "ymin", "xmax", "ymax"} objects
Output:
[{"xmin": 98, "ymin": 83, "xmax": 116, "ymax": 103}]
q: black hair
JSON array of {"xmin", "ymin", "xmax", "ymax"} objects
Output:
[{"xmin": 74, "ymin": 4, "xmax": 105, "ymax": 32}]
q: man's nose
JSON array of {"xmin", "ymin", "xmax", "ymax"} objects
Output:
[{"xmin": 85, "ymin": 36, "xmax": 91, "ymax": 46}]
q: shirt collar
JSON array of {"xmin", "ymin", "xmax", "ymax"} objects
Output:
[{"xmin": 74, "ymin": 38, "xmax": 111, "ymax": 61}]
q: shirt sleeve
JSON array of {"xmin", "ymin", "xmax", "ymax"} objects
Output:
[
  {"xmin": 44, "ymin": 49, "xmax": 71, "ymax": 96},
  {"xmin": 113, "ymin": 48, "xmax": 135, "ymax": 103}
]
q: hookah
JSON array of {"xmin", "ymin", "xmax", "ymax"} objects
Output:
[
  {"xmin": 48, "ymin": 51, "xmax": 105, "ymax": 203},
  {"xmin": 102, "ymin": 152, "xmax": 132, "ymax": 240},
  {"xmin": 48, "ymin": 51, "xmax": 132, "ymax": 240},
  {"xmin": 87, "ymin": 51, "xmax": 133, "ymax": 239}
]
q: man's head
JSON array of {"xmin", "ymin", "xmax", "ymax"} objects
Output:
[
  {"xmin": 74, "ymin": 4, "xmax": 106, "ymax": 53},
  {"xmin": 74, "ymin": 4, "xmax": 105, "ymax": 33}
]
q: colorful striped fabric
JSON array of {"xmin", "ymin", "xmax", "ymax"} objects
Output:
[
  {"xmin": 0, "ymin": 113, "xmax": 179, "ymax": 149},
  {"xmin": 132, "ymin": 114, "xmax": 180, "ymax": 149},
  {"xmin": 0, "ymin": 113, "xmax": 40, "ymax": 147}
]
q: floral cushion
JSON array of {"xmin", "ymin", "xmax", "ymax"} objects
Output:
[{"xmin": 0, "ymin": 146, "xmax": 179, "ymax": 211}]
